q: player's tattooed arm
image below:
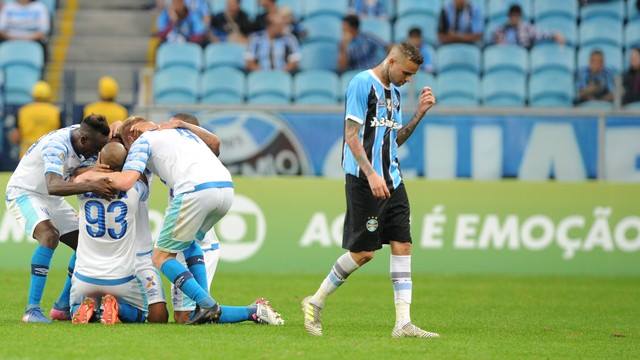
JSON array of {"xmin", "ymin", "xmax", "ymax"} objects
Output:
[
  {"xmin": 397, "ymin": 87, "xmax": 436, "ymax": 147},
  {"xmin": 345, "ymin": 119, "xmax": 390, "ymax": 199}
]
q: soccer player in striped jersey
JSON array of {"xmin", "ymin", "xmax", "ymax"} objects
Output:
[
  {"xmin": 4, "ymin": 115, "xmax": 116, "ymax": 323},
  {"xmin": 302, "ymin": 43, "xmax": 439, "ymax": 338}
]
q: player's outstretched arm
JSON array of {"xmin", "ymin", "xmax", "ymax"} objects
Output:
[
  {"xmin": 345, "ymin": 119, "xmax": 390, "ymax": 200},
  {"xmin": 160, "ymin": 119, "xmax": 221, "ymax": 156},
  {"xmin": 397, "ymin": 87, "xmax": 436, "ymax": 147},
  {"xmin": 46, "ymin": 173, "xmax": 117, "ymax": 200},
  {"xmin": 75, "ymin": 169, "xmax": 140, "ymax": 192}
]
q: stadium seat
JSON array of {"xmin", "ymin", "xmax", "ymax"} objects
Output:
[
  {"xmin": 578, "ymin": 100, "xmax": 614, "ymax": 110},
  {"xmin": 293, "ymin": 70, "xmax": 339, "ymax": 104},
  {"xmin": 436, "ymin": 44, "xmax": 481, "ymax": 74},
  {"xmin": 340, "ymin": 69, "xmax": 361, "ymax": 99},
  {"xmin": 579, "ymin": 18, "xmax": 623, "ymax": 48},
  {"xmin": 578, "ymin": 44, "xmax": 623, "ymax": 74},
  {"xmin": 580, "ymin": 0, "xmax": 625, "ymax": 21},
  {"xmin": 303, "ymin": 0, "xmax": 348, "ymax": 20},
  {"xmin": 625, "ymin": 21, "xmax": 640, "ymax": 49},
  {"xmin": 393, "ymin": 14, "xmax": 437, "ymax": 46},
  {"xmin": 528, "ymin": 70, "xmax": 574, "ymax": 107},
  {"xmin": 483, "ymin": 19, "xmax": 503, "ymax": 44},
  {"xmin": 156, "ymin": 43, "xmax": 203, "ymax": 71},
  {"xmin": 624, "ymin": 101, "xmax": 640, "ymax": 110},
  {"xmin": 299, "ymin": 42, "xmax": 338, "ymax": 71},
  {"xmin": 482, "ymin": 71, "xmax": 526, "ymax": 107},
  {"xmin": 278, "ymin": 0, "xmax": 304, "ymax": 20},
  {"xmin": 534, "ymin": 0, "xmax": 578, "ymax": 22},
  {"xmin": 247, "ymin": 70, "xmax": 292, "ymax": 104},
  {"xmin": 629, "ymin": 0, "xmax": 640, "ymax": 20},
  {"xmin": 0, "ymin": 40, "xmax": 44, "ymax": 71},
  {"xmin": 207, "ymin": 0, "xmax": 224, "ymax": 14},
  {"xmin": 396, "ymin": 0, "xmax": 440, "ymax": 18},
  {"xmin": 530, "ymin": 43, "xmax": 575, "ymax": 74},
  {"xmin": 483, "ymin": 45, "xmax": 528, "ymax": 75},
  {"xmin": 436, "ymin": 72, "xmax": 480, "ymax": 106},
  {"xmin": 201, "ymin": 67, "xmax": 245, "ymax": 104},
  {"xmin": 204, "ymin": 42, "xmax": 245, "ymax": 70},
  {"xmin": 487, "ymin": 0, "xmax": 532, "ymax": 22},
  {"xmin": 3, "ymin": 66, "xmax": 40, "ymax": 105},
  {"xmin": 361, "ymin": 18, "xmax": 391, "ymax": 43},
  {"xmin": 535, "ymin": 17, "xmax": 577, "ymax": 46},
  {"xmin": 240, "ymin": 0, "xmax": 259, "ymax": 19},
  {"xmin": 399, "ymin": 71, "xmax": 436, "ymax": 101},
  {"xmin": 153, "ymin": 68, "xmax": 199, "ymax": 105},
  {"xmin": 300, "ymin": 15, "xmax": 342, "ymax": 43}
]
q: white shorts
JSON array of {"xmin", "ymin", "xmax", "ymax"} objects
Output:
[
  {"xmin": 70, "ymin": 272, "xmax": 148, "ymax": 313},
  {"xmin": 172, "ymin": 230, "xmax": 220, "ymax": 311},
  {"xmin": 134, "ymin": 252, "xmax": 166, "ymax": 305},
  {"xmin": 5, "ymin": 188, "xmax": 78, "ymax": 238},
  {"xmin": 157, "ymin": 186, "xmax": 233, "ymax": 253}
]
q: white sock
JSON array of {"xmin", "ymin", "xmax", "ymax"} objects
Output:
[
  {"xmin": 391, "ymin": 255, "xmax": 412, "ymax": 327},
  {"xmin": 310, "ymin": 252, "xmax": 359, "ymax": 308}
]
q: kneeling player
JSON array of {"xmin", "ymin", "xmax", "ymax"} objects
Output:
[{"xmin": 71, "ymin": 142, "xmax": 148, "ymax": 324}]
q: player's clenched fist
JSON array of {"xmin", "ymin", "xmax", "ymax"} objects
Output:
[{"xmin": 417, "ymin": 87, "xmax": 436, "ymax": 115}]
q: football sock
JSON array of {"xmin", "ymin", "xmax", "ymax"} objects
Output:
[
  {"xmin": 183, "ymin": 242, "xmax": 207, "ymax": 290},
  {"xmin": 118, "ymin": 301, "xmax": 147, "ymax": 323},
  {"xmin": 391, "ymin": 255, "xmax": 412, "ymax": 327},
  {"xmin": 54, "ymin": 252, "xmax": 75, "ymax": 309},
  {"xmin": 310, "ymin": 252, "xmax": 359, "ymax": 308},
  {"xmin": 218, "ymin": 305, "xmax": 257, "ymax": 323},
  {"xmin": 28, "ymin": 246, "xmax": 54, "ymax": 307},
  {"xmin": 160, "ymin": 259, "xmax": 216, "ymax": 309}
]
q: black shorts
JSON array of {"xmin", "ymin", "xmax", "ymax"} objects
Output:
[{"xmin": 342, "ymin": 174, "xmax": 412, "ymax": 252}]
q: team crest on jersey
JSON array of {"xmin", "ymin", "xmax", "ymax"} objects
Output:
[{"xmin": 366, "ymin": 217, "xmax": 379, "ymax": 232}]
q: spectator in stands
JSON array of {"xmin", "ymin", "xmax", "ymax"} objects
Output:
[
  {"xmin": 350, "ymin": 0, "xmax": 389, "ymax": 19},
  {"xmin": 338, "ymin": 14, "xmax": 388, "ymax": 72},
  {"xmin": 83, "ymin": 76, "xmax": 128, "ymax": 126},
  {"xmin": 157, "ymin": 0, "xmax": 210, "ymax": 24},
  {"xmin": 623, "ymin": 48, "xmax": 640, "ymax": 105},
  {"xmin": 0, "ymin": 0, "xmax": 50, "ymax": 55},
  {"xmin": 280, "ymin": 6, "xmax": 303, "ymax": 40},
  {"xmin": 9, "ymin": 81, "xmax": 60, "ymax": 158},
  {"xmin": 210, "ymin": 0, "xmax": 252, "ymax": 43},
  {"xmin": 492, "ymin": 5, "xmax": 564, "ymax": 49},
  {"xmin": 156, "ymin": 0, "xmax": 207, "ymax": 45},
  {"xmin": 245, "ymin": 12, "xmax": 300, "ymax": 73},
  {"xmin": 577, "ymin": 49, "xmax": 614, "ymax": 104},
  {"xmin": 253, "ymin": 0, "xmax": 279, "ymax": 32},
  {"xmin": 437, "ymin": 0, "xmax": 483, "ymax": 45},
  {"xmin": 407, "ymin": 27, "xmax": 433, "ymax": 73}
]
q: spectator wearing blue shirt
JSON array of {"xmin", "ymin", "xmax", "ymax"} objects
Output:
[
  {"xmin": 157, "ymin": 0, "xmax": 207, "ymax": 45},
  {"xmin": 577, "ymin": 50, "xmax": 615, "ymax": 103},
  {"xmin": 338, "ymin": 14, "xmax": 388, "ymax": 72},
  {"xmin": 437, "ymin": 0, "xmax": 483, "ymax": 45},
  {"xmin": 350, "ymin": 0, "xmax": 388, "ymax": 19},
  {"xmin": 245, "ymin": 12, "xmax": 301, "ymax": 73},
  {"xmin": 407, "ymin": 27, "xmax": 433, "ymax": 73},
  {"xmin": 493, "ymin": 5, "xmax": 563, "ymax": 49}
]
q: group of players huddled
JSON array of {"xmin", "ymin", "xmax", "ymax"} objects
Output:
[{"xmin": 6, "ymin": 113, "xmax": 283, "ymax": 325}]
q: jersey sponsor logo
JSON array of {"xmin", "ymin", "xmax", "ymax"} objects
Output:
[{"xmin": 370, "ymin": 117, "xmax": 402, "ymax": 130}]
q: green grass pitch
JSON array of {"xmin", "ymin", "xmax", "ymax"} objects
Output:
[{"xmin": 0, "ymin": 270, "xmax": 638, "ymax": 359}]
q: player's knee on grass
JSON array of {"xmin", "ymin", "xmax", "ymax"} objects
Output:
[
  {"xmin": 350, "ymin": 251, "xmax": 375, "ymax": 265},
  {"xmin": 33, "ymin": 221, "xmax": 60, "ymax": 249},
  {"xmin": 147, "ymin": 303, "xmax": 168, "ymax": 323},
  {"xmin": 174, "ymin": 310, "xmax": 190, "ymax": 324}
]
